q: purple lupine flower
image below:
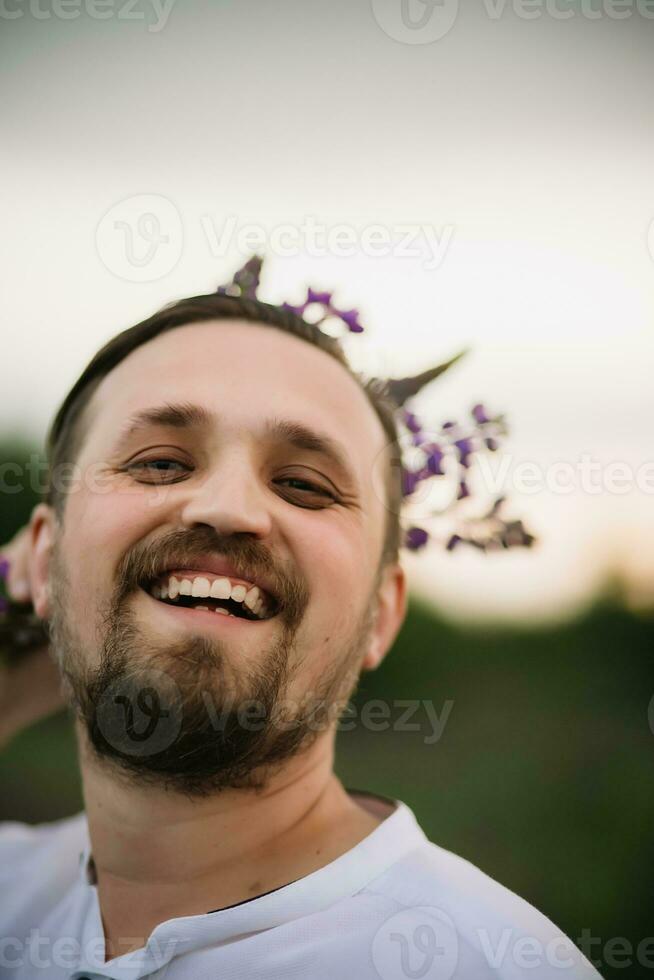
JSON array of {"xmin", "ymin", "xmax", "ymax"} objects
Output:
[
  {"xmin": 472, "ymin": 403, "xmax": 490, "ymax": 424},
  {"xmin": 401, "ymin": 468, "xmax": 421, "ymax": 497},
  {"xmin": 446, "ymin": 534, "xmax": 462, "ymax": 551},
  {"xmin": 281, "ymin": 301, "xmax": 304, "ymax": 316},
  {"xmin": 307, "ymin": 288, "xmax": 333, "ymax": 306},
  {"xmin": 454, "ymin": 438, "xmax": 473, "ymax": 467},
  {"xmin": 405, "ymin": 526, "xmax": 429, "ymax": 551},
  {"xmin": 425, "ymin": 445, "xmax": 445, "ymax": 476},
  {"xmin": 0, "ymin": 557, "xmax": 9, "ymax": 580},
  {"xmin": 284, "ymin": 290, "xmax": 365, "ymax": 335},
  {"xmin": 457, "ymin": 480, "xmax": 470, "ymax": 500},
  {"xmin": 402, "ymin": 411, "xmax": 422, "ymax": 435},
  {"xmin": 339, "ymin": 309, "xmax": 364, "ymax": 333},
  {"xmin": 441, "ymin": 420, "xmax": 456, "ymax": 430}
]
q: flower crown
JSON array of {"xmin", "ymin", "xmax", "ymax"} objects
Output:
[{"xmin": 217, "ymin": 255, "xmax": 535, "ymax": 556}]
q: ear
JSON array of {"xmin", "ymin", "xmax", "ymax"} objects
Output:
[
  {"xmin": 361, "ymin": 561, "xmax": 407, "ymax": 673},
  {"xmin": 28, "ymin": 503, "xmax": 57, "ymax": 620}
]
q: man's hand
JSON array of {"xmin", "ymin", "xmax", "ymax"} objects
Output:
[{"xmin": 0, "ymin": 525, "xmax": 66, "ymax": 749}]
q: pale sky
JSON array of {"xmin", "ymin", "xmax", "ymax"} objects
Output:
[{"xmin": 2, "ymin": 0, "xmax": 653, "ymax": 621}]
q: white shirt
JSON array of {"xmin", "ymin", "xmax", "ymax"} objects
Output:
[{"xmin": 0, "ymin": 790, "xmax": 602, "ymax": 979}]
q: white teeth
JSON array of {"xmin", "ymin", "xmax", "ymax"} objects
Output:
[
  {"xmin": 210, "ymin": 577, "xmax": 232, "ymax": 600},
  {"xmin": 215, "ymin": 606, "xmax": 230, "ymax": 616},
  {"xmin": 154, "ymin": 572, "xmax": 274, "ymax": 619},
  {"xmin": 244, "ymin": 586, "xmax": 260, "ymax": 609},
  {"xmin": 191, "ymin": 577, "xmax": 211, "ymax": 598},
  {"xmin": 195, "ymin": 605, "xmax": 210, "ymax": 611}
]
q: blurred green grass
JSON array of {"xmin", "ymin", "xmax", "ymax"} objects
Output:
[{"xmin": 1, "ymin": 440, "xmax": 652, "ymax": 979}]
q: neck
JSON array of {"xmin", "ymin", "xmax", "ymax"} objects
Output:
[{"xmin": 76, "ymin": 723, "xmax": 382, "ymax": 961}]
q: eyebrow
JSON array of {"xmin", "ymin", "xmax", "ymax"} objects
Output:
[{"xmin": 113, "ymin": 401, "xmax": 358, "ymax": 489}]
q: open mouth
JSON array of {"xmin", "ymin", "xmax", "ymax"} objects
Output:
[{"xmin": 140, "ymin": 571, "xmax": 281, "ymax": 623}]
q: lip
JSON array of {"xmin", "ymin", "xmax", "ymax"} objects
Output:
[{"xmin": 140, "ymin": 587, "xmax": 276, "ymax": 628}]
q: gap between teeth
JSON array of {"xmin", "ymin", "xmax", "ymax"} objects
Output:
[{"xmin": 194, "ymin": 604, "xmax": 231, "ymax": 616}]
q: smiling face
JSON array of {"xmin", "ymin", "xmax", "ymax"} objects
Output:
[{"xmin": 31, "ymin": 319, "xmax": 406, "ymax": 795}]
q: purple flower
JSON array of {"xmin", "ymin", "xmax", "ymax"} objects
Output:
[
  {"xmin": 425, "ymin": 445, "xmax": 445, "ymax": 476},
  {"xmin": 339, "ymin": 309, "xmax": 364, "ymax": 333},
  {"xmin": 457, "ymin": 480, "xmax": 470, "ymax": 500},
  {"xmin": 472, "ymin": 403, "xmax": 490, "ymax": 424},
  {"xmin": 401, "ymin": 468, "xmax": 420, "ymax": 497},
  {"xmin": 0, "ymin": 557, "xmax": 9, "ymax": 580},
  {"xmin": 441, "ymin": 420, "xmax": 456, "ymax": 431},
  {"xmin": 405, "ymin": 526, "xmax": 429, "ymax": 551},
  {"xmin": 284, "ymin": 290, "xmax": 365, "ymax": 335},
  {"xmin": 281, "ymin": 301, "xmax": 304, "ymax": 316},
  {"xmin": 446, "ymin": 534, "xmax": 462, "ymax": 551},
  {"xmin": 402, "ymin": 411, "xmax": 422, "ymax": 435},
  {"xmin": 454, "ymin": 438, "xmax": 473, "ymax": 467},
  {"xmin": 307, "ymin": 288, "xmax": 333, "ymax": 306}
]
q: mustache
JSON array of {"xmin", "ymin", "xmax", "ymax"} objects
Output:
[{"xmin": 112, "ymin": 526, "xmax": 309, "ymax": 626}]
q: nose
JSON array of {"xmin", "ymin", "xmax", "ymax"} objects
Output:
[{"xmin": 178, "ymin": 455, "xmax": 273, "ymax": 539}]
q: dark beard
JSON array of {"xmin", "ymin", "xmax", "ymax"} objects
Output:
[{"xmin": 47, "ymin": 530, "xmax": 375, "ymax": 798}]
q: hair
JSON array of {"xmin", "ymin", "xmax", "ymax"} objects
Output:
[{"xmin": 44, "ymin": 292, "xmax": 404, "ymax": 566}]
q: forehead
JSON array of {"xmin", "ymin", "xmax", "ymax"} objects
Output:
[{"xmin": 83, "ymin": 319, "xmax": 388, "ymax": 475}]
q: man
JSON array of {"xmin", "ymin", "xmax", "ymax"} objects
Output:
[{"xmin": 0, "ymin": 279, "xmax": 602, "ymax": 979}]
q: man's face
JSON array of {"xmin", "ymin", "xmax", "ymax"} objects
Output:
[{"xmin": 39, "ymin": 319, "xmax": 403, "ymax": 795}]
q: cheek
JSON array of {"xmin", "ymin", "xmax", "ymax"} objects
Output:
[
  {"xmin": 297, "ymin": 523, "xmax": 370, "ymax": 641},
  {"xmin": 63, "ymin": 486, "xmax": 159, "ymax": 602}
]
